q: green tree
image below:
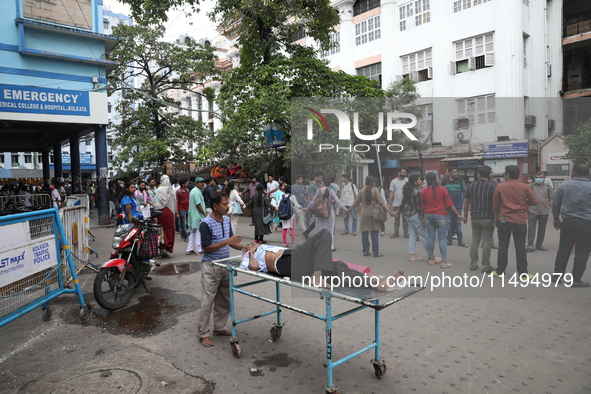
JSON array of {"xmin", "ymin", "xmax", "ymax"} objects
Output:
[
  {"xmin": 565, "ymin": 119, "xmax": 591, "ymax": 166},
  {"xmin": 107, "ymin": 24, "xmax": 217, "ymax": 170}
]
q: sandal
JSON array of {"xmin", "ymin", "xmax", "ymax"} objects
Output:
[
  {"xmin": 440, "ymin": 262, "xmax": 452, "ymax": 268},
  {"xmin": 374, "ymin": 253, "xmax": 383, "ymax": 258}
]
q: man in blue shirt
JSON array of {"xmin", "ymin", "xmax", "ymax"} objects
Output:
[
  {"xmin": 552, "ymin": 163, "xmax": 591, "ymax": 287},
  {"xmin": 197, "ymin": 191, "xmax": 244, "ymax": 347}
]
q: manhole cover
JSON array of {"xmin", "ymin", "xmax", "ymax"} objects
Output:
[{"xmin": 51, "ymin": 367, "xmax": 147, "ymax": 394}]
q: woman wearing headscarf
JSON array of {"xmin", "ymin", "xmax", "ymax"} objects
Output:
[
  {"xmin": 346, "ymin": 176, "xmax": 395, "ymax": 257},
  {"xmin": 153, "ymin": 174, "xmax": 177, "ymax": 257},
  {"xmin": 309, "ymin": 177, "xmax": 346, "ymax": 251},
  {"xmin": 246, "ymin": 183, "xmax": 273, "ymax": 243}
]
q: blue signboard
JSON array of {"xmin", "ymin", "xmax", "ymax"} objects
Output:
[
  {"xmin": 484, "ymin": 141, "xmax": 529, "ymax": 159},
  {"xmin": 0, "ymin": 83, "xmax": 90, "ymax": 116},
  {"xmin": 457, "ymin": 159, "xmax": 478, "ymax": 169},
  {"xmin": 62, "ymin": 153, "xmax": 93, "ymax": 164},
  {"xmin": 263, "ymin": 124, "xmax": 286, "ymax": 148}
]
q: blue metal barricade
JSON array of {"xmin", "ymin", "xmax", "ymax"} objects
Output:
[{"xmin": 0, "ymin": 207, "xmax": 89, "ymax": 327}]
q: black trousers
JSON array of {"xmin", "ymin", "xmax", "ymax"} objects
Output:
[
  {"xmin": 276, "ymin": 229, "xmax": 365, "ymax": 284},
  {"xmin": 496, "ymin": 222, "xmax": 528, "ymax": 275},
  {"xmin": 554, "ymin": 219, "xmax": 591, "ymax": 282}
]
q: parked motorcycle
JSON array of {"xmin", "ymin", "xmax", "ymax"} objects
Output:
[{"xmin": 93, "ymin": 211, "xmax": 162, "ymax": 310}]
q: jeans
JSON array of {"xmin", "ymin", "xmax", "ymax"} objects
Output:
[
  {"xmin": 447, "ymin": 208, "xmax": 463, "ymax": 243},
  {"xmin": 392, "ymin": 205, "xmax": 408, "ymax": 236},
  {"xmin": 496, "ymin": 222, "xmax": 528, "ymax": 275},
  {"xmin": 406, "ymin": 213, "xmax": 429, "ymax": 256},
  {"xmin": 178, "ymin": 209, "xmax": 188, "ymax": 240},
  {"xmin": 343, "ymin": 207, "xmax": 357, "ymax": 233},
  {"xmin": 361, "ymin": 230, "xmax": 379, "ymax": 256},
  {"xmin": 424, "ymin": 214, "xmax": 448, "ymax": 261},
  {"xmin": 527, "ymin": 213, "xmax": 548, "ymax": 247},
  {"xmin": 554, "ymin": 219, "xmax": 591, "ymax": 282},
  {"xmin": 470, "ymin": 218, "xmax": 494, "ymax": 269}
]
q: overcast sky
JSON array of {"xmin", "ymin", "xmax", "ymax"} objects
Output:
[{"xmin": 103, "ymin": 0, "xmax": 217, "ymax": 42}]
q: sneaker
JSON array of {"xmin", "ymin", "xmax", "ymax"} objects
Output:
[
  {"xmin": 492, "ymin": 270, "xmax": 504, "ymax": 278},
  {"xmin": 457, "ymin": 242, "xmax": 468, "ymax": 247},
  {"xmin": 469, "ymin": 265, "xmax": 478, "ymax": 271},
  {"xmin": 352, "ymin": 232, "xmax": 357, "ymax": 236},
  {"xmin": 409, "ymin": 255, "xmax": 423, "ymax": 262},
  {"xmin": 481, "ymin": 266, "xmax": 494, "ymax": 274},
  {"xmin": 186, "ymin": 251, "xmax": 196, "ymax": 255},
  {"xmin": 390, "ymin": 235, "xmax": 400, "ymax": 239},
  {"xmin": 570, "ymin": 281, "xmax": 590, "ymax": 288},
  {"xmin": 526, "ymin": 246, "xmax": 536, "ymax": 253},
  {"xmin": 536, "ymin": 246, "xmax": 548, "ymax": 251},
  {"xmin": 440, "ymin": 262, "xmax": 452, "ymax": 269},
  {"xmin": 341, "ymin": 232, "xmax": 349, "ymax": 235},
  {"xmin": 519, "ymin": 273, "xmax": 534, "ymax": 281},
  {"xmin": 453, "ymin": 235, "xmax": 458, "ymax": 239}
]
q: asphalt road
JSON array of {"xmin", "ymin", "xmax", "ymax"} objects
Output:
[{"xmin": 1, "ymin": 211, "xmax": 590, "ymax": 393}]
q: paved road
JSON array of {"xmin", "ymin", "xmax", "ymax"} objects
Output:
[{"xmin": 1, "ymin": 211, "xmax": 590, "ymax": 393}]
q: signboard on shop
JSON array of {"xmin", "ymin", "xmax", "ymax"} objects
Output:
[{"xmin": 483, "ymin": 141, "xmax": 529, "ymax": 159}]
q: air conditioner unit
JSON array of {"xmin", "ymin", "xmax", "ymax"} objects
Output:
[
  {"xmin": 525, "ymin": 115, "xmax": 537, "ymax": 127},
  {"xmin": 453, "ymin": 118, "xmax": 470, "ymax": 130},
  {"xmin": 199, "ymin": 38, "xmax": 211, "ymax": 47},
  {"xmin": 548, "ymin": 119, "xmax": 556, "ymax": 131},
  {"xmin": 427, "ymin": 67, "xmax": 433, "ymax": 80},
  {"xmin": 468, "ymin": 57, "xmax": 476, "ymax": 71},
  {"xmin": 456, "ymin": 132, "xmax": 470, "ymax": 143},
  {"xmin": 547, "ymin": 64, "xmax": 552, "ymax": 77},
  {"xmin": 484, "ymin": 53, "xmax": 494, "ymax": 67}
]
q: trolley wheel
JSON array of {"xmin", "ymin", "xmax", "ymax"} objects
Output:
[
  {"xmin": 323, "ymin": 385, "xmax": 340, "ymax": 394},
  {"xmin": 42, "ymin": 306, "xmax": 52, "ymax": 322},
  {"xmin": 79, "ymin": 306, "xmax": 89, "ymax": 321},
  {"xmin": 231, "ymin": 342, "xmax": 242, "ymax": 358},
  {"xmin": 270, "ymin": 326, "xmax": 282, "ymax": 341},
  {"xmin": 374, "ymin": 363, "xmax": 386, "ymax": 379}
]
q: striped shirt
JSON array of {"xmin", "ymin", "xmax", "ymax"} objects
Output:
[
  {"xmin": 529, "ymin": 183, "xmax": 553, "ymax": 216},
  {"xmin": 466, "ymin": 179, "xmax": 496, "ymax": 220},
  {"xmin": 200, "ymin": 215, "xmax": 234, "ymax": 262}
]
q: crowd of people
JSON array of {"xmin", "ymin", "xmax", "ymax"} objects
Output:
[{"xmin": 0, "ymin": 179, "xmax": 99, "ymax": 210}]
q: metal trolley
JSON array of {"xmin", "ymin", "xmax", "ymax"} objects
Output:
[{"xmin": 212, "ymin": 256, "xmax": 424, "ymax": 394}]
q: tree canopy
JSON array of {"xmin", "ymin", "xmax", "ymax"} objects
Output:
[
  {"xmin": 565, "ymin": 119, "xmax": 591, "ymax": 167},
  {"xmin": 107, "ymin": 24, "xmax": 217, "ymax": 170}
]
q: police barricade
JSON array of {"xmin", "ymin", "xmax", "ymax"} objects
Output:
[
  {"xmin": 0, "ymin": 207, "xmax": 89, "ymax": 327},
  {"xmin": 59, "ymin": 199, "xmax": 97, "ymax": 282}
]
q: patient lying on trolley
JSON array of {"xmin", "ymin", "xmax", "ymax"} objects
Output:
[{"xmin": 239, "ymin": 229, "xmax": 404, "ymax": 291}]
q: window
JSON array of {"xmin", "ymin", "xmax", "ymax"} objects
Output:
[
  {"xmin": 456, "ymin": 94, "xmax": 495, "ymax": 125},
  {"xmin": 24, "ymin": 154, "xmax": 32, "ymax": 164},
  {"xmin": 103, "ymin": 18, "xmax": 109, "ymax": 30},
  {"xmin": 322, "ymin": 32, "xmax": 340, "ymax": 57},
  {"xmin": 411, "ymin": 104, "xmax": 433, "ymax": 141},
  {"xmin": 108, "ymin": 121, "xmax": 113, "ymax": 129},
  {"xmin": 0, "ymin": 155, "xmax": 4, "ymax": 164},
  {"xmin": 108, "ymin": 154, "xmax": 114, "ymax": 162},
  {"xmin": 399, "ymin": 0, "xmax": 430, "ymax": 31},
  {"xmin": 85, "ymin": 140, "xmax": 91, "ymax": 146},
  {"xmin": 107, "ymin": 138, "xmax": 113, "ymax": 146},
  {"xmin": 454, "ymin": 0, "xmax": 491, "ymax": 13},
  {"xmin": 108, "ymin": 102, "xmax": 112, "ymax": 113},
  {"xmin": 401, "ymin": 48, "xmax": 432, "ymax": 81},
  {"xmin": 11, "ymin": 153, "xmax": 19, "ymax": 165},
  {"xmin": 453, "ymin": 32, "xmax": 494, "ymax": 74},
  {"xmin": 355, "ymin": 15, "xmax": 381, "ymax": 46},
  {"xmin": 357, "ymin": 62, "xmax": 382, "ymax": 84},
  {"xmin": 37, "ymin": 154, "xmax": 42, "ymax": 163},
  {"xmin": 290, "ymin": 26, "xmax": 306, "ymax": 42},
  {"xmin": 353, "ymin": 0, "xmax": 381, "ymax": 16},
  {"xmin": 523, "ymin": 34, "xmax": 529, "ymax": 68}
]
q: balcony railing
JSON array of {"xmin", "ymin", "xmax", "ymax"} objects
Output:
[{"xmin": 566, "ymin": 19, "xmax": 591, "ymax": 37}]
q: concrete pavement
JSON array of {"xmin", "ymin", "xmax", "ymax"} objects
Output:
[{"xmin": 1, "ymin": 211, "xmax": 590, "ymax": 393}]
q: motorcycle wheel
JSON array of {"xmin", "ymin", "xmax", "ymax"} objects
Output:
[{"xmin": 93, "ymin": 267, "xmax": 136, "ymax": 310}]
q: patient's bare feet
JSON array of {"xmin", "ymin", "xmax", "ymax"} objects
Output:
[
  {"xmin": 200, "ymin": 337, "xmax": 214, "ymax": 347},
  {"xmin": 377, "ymin": 269, "xmax": 405, "ymax": 291}
]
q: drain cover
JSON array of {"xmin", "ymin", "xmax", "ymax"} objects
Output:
[{"xmin": 51, "ymin": 367, "xmax": 147, "ymax": 394}]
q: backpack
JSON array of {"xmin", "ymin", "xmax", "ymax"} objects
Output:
[
  {"xmin": 314, "ymin": 189, "xmax": 331, "ymax": 219},
  {"xmin": 278, "ymin": 194, "xmax": 293, "ymax": 220}
]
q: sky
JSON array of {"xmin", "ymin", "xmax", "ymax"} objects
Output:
[{"xmin": 103, "ymin": 0, "xmax": 217, "ymax": 43}]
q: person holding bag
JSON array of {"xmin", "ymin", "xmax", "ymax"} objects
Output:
[
  {"xmin": 246, "ymin": 184, "xmax": 273, "ymax": 244},
  {"xmin": 225, "ymin": 181, "xmax": 246, "ymax": 235},
  {"xmin": 346, "ymin": 176, "xmax": 395, "ymax": 257},
  {"xmin": 309, "ymin": 178, "xmax": 345, "ymax": 251}
]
